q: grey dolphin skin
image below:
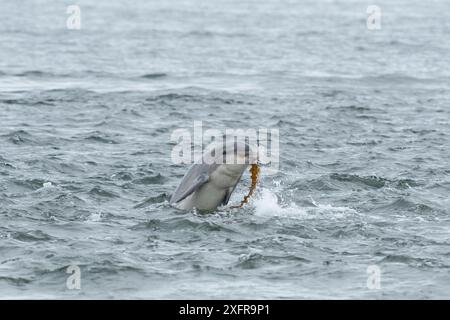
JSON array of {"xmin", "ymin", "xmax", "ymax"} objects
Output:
[{"xmin": 170, "ymin": 141, "xmax": 257, "ymax": 211}]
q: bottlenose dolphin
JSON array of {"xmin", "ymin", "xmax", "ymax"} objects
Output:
[{"xmin": 170, "ymin": 141, "xmax": 257, "ymax": 211}]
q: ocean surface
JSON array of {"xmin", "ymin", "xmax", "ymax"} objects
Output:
[{"xmin": 1, "ymin": 0, "xmax": 449, "ymax": 299}]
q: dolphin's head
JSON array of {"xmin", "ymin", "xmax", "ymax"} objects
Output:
[
  {"xmin": 201, "ymin": 141, "xmax": 258, "ymax": 189},
  {"xmin": 223, "ymin": 140, "xmax": 257, "ymax": 174},
  {"xmin": 202, "ymin": 140, "xmax": 257, "ymax": 166}
]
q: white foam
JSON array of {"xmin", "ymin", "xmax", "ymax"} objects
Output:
[
  {"xmin": 89, "ymin": 211, "xmax": 102, "ymax": 222},
  {"xmin": 42, "ymin": 181, "xmax": 53, "ymax": 188},
  {"xmin": 253, "ymin": 188, "xmax": 357, "ymax": 220}
]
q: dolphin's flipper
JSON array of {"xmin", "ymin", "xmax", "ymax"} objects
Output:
[
  {"xmin": 170, "ymin": 173, "xmax": 209, "ymax": 203},
  {"xmin": 170, "ymin": 164, "xmax": 211, "ymax": 204}
]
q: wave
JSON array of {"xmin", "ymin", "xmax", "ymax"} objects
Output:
[
  {"xmin": 130, "ymin": 216, "xmax": 238, "ymax": 234},
  {"xmin": 235, "ymin": 252, "xmax": 309, "ymax": 270},
  {"xmin": 145, "ymin": 92, "xmax": 252, "ymax": 106},
  {"xmin": 133, "ymin": 193, "xmax": 168, "ymax": 208},
  {"xmin": 10, "ymin": 230, "xmax": 54, "ymax": 242},
  {"xmin": 373, "ymin": 197, "xmax": 435, "ymax": 214},
  {"xmin": 357, "ymin": 73, "xmax": 445, "ymax": 84},
  {"xmin": 0, "ymin": 276, "xmax": 32, "ymax": 286},
  {"xmin": 88, "ymin": 186, "xmax": 119, "ymax": 198},
  {"xmin": 139, "ymin": 73, "xmax": 168, "ymax": 79},
  {"xmin": 329, "ymin": 173, "xmax": 420, "ymax": 190}
]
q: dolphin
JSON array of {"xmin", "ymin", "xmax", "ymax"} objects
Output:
[{"xmin": 170, "ymin": 141, "xmax": 257, "ymax": 211}]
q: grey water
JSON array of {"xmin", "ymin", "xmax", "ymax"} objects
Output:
[{"xmin": 1, "ymin": 0, "xmax": 449, "ymax": 299}]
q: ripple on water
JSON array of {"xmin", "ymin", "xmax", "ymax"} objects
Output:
[{"xmin": 83, "ymin": 131, "xmax": 119, "ymax": 144}]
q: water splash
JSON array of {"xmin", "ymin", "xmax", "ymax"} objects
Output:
[
  {"xmin": 254, "ymin": 189, "xmax": 308, "ymax": 218},
  {"xmin": 254, "ymin": 188, "xmax": 358, "ymax": 220}
]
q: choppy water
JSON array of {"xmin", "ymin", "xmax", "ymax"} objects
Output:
[{"xmin": 1, "ymin": 0, "xmax": 449, "ymax": 299}]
